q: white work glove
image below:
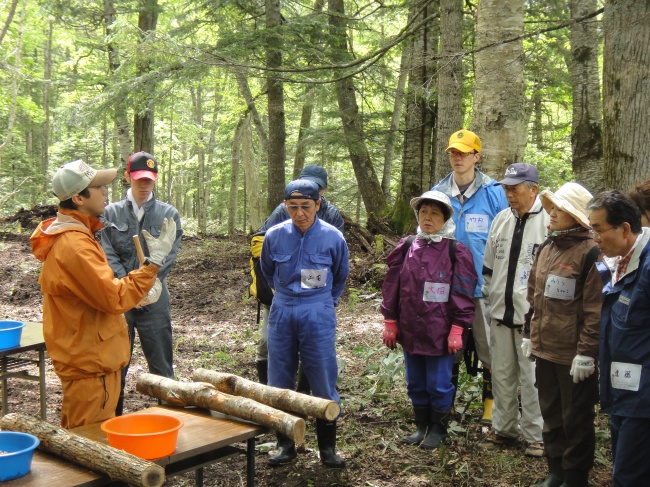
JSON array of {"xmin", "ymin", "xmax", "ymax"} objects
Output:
[
  {"xmin": 570, "ymin": 355, "xmax": 595, "ymax": 384},
  {"xmin": 142, "ymin": 217, "xmax": 177, "ymax": 267},
  {"xmin": 137, "ymin": 278, "xmax": 162, "ymax": 307},
  {"xmin": 521, "ymin": 338, "xmax": 534, "ymax": 362}
]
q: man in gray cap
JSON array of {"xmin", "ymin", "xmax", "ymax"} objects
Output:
[
  {"xmin": 480, "ymin": 163, "xmax": 548, "ymax": 457},
  {"xmin": 254, "ymin": 165, "xmax": 344, "ymax": 390},
  {"xmin": 260, "ymin": 179, "xmax": 349, "ymax": 468}
]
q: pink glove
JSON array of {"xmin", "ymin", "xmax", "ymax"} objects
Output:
[
  {"xmin": 383, "ymin": 319, "xmax": 398, "ymax": 349},
  {"xmin": 447, "ymin": 325, "xmax": 464, "ymax": 354}
]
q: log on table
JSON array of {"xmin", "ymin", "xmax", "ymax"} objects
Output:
[
  {"xmin": 193, "ymin": 368, "xmax": 340, "ymax": 421},
  {"xmin": 0, "ymin": 413, "xmax": 165, "ymax": 487},
  {"xmin": 136, "ymin": 373, "xmax": 306, "ymax": 443}
]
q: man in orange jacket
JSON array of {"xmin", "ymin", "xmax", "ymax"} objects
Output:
[{"xmin": 30, "ymin": 159, "xmax": 176, "ymax": 428}]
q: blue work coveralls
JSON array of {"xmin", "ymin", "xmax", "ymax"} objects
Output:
[{"xmin": 260, "ymin": 217, "xmax": 349, "ymax": 404}]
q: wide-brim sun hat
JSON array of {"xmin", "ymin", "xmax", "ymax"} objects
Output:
[
  {"xmin": 540, "ymin": 182, "xmax": 593, "ymax": 229},
  {"xmin": 409, "ymin": 191, "xmax": 454, "ymax": 221}
]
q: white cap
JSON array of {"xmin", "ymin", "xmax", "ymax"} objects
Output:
[{"xmin": 52, "ymin": 160, "xmax": 117, "ymax": 201}]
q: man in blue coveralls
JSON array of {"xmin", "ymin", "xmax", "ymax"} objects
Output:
[{"xmin": 260, "ymin": 179, "xmax": 349, "ymax": 468}]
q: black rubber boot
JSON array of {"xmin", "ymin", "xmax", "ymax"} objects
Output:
[
  {"xmin": 401, "ymin": 406, "xmax": 430, "ymax": 445},
  {"xmin": 256, "ymin": 360, "xmax": 268, "ymax": 385},
  {"xmin": 450, "ymin": 362, "xmax": 460, "ymax": 415},
  {"xmin": 295, "ymin": 362, "xmax": 311, "ymax": 395},
  {"xmin": 420, "ymin": 410, "xmax": 449, "ymax": 450},
  {"xmin": 531, "ymin": 457, "xmax": 564, "ymax": 487},
  {"xmin": 316, "ymin": 420, "xmax": 345, "ymax": 468},
  {"xmin": 268, "ymin": 434, "xmax": 297, "ymax": 466},
  {"xmin": 559, "ymin": 469, "xmax": 588, "ymax": 487}
]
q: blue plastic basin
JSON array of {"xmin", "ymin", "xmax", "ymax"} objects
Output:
[
  {"xmin": 0, "ymin": 431, "xmax": 40, "ymax": 481},
  {"xmin": 0, "ymin": 320, "xmax": 26, "ymax": 351}
]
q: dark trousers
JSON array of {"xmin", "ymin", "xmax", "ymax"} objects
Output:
[
  {"xmin": 610, "ymin": 415, "xmax": 650, "ymax": 487},
  {"xmin": 535, "ymin": 358, "xmax": 598, "ymax": 471}
]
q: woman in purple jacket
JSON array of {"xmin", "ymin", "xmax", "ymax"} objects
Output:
[{"xmin": 381, "ymin": 191, "xmax": 477, "ymax": 449}]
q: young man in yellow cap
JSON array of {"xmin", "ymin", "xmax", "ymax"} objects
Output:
[{"xmin": 431, "ymin": 129, "xmax": 508, "ymax": 423}]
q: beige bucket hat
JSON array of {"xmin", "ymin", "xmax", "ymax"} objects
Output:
[{"xmin": 540, "ymin": 182, "xmax": 593, "ymax": 229}]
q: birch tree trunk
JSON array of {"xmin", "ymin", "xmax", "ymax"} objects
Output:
[
  {"xmin": 136, "ymin": 374, "xmax": 306, "ymax": 443},
  {"xmin": 433, "ymin": 0, "xmax": 463, "ymax": 184},
  {"xmin": 228, "ymin": 118, "xmax": 244, "ymax": 234},
  {"xmin": 602, "ymin": 0, "xmax": 650, "ymax": 190},
  {"xmin": 266, "ymin": 0, "xmax": 287, "ymax": 211},
  {"xmin": 190, "ymin": 84, "xmax": 207, "ymax": 234},
  {"xmin": 40, "ymin": 19, "xmax": 53, "ymax": 204},
  {"xmin": 472, "ymin": 0, "xmax": 527, "ymax": 179},
  {"xmin": 328, "ymin": 0, "xmax": 386, "ymax": 221},
  {"xmin": 243, "ymin": 114, "xmax": 264, "ymax": 231},
  {"xmin": 569, "ymin": 0, "xmax": 603, "ymax": 193}
]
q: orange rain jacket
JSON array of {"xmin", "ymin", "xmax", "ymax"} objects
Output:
[{"xmin": 30, "ymin": 209, "xmax": 158, "ymax": 381}]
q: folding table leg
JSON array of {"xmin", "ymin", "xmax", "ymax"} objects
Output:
[
  {"xmin": 246, "ymin": 437, "xmax": 255, "ymax": 487},
  {"xmin": 38, "ymin": 348, "xmax": 46, "ymax": 420},
  {"xmin": 196, "ymin": 467, "xmax": 203, "ymax": 487}
]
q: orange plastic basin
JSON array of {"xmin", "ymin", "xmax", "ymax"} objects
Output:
[{"xmin": 101, "ymin": 413, "xmax": 184, "ymax": 460}]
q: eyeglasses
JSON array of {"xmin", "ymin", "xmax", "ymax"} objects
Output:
[
  {"xmin": 448, "ymin": 150, "xmax": 477, "ymax": 158},
  {"xmin": 592, "ymin": 226, "xmax": 617, "ymax": 239}
]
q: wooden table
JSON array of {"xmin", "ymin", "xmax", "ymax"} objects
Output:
[
  {"xmin": 4, "ymin": 406, "xmax": 266, "ymax": 487},
  {"xmin": 0, "ymin": 322, "xmax": 47, "ymax": 420}
]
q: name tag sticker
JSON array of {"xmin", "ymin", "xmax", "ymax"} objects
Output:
[
  {"xmin": 301, "ymin": 269, "xmax": 328, "ymax": 288},
  {"xmin": 611, "ymin": 362, "xmax": 642, "ymax": 391},
  {"xmin": 544, "ymin": 274, "xmax": 576, "ymax": 300},
  {"xmin": 423, "ymin": 282, "xmax": 450, "ymax": 302},
  {"xmin": 465, "ymin": 214, "xmax": 489, "ymax": 233},
  {"xmin": 517, "ymin": 268, "xmax": 531, "ymax": 291}
]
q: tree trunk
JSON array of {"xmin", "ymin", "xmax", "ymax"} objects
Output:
[
  {"xmin": 133, "ymin": 0, "xmax": 158, "ymax": 153},
  {"xmin": 242, "ymin": 114, "xmax": 264, "ymax": 231},
  {"xmin": 569, "ymin": 0, "xmax": 603, "ymax": 193},
  {"xmin": 434, "ymin": 0, "xmax": 463, "ymax": 184},
  {"xmin": 328, "ymin": 0, "xmax": 386, "ymax": 221},
  {"xmin": 0, "ymin": 0, "xmax": 19, "ymax": 47},
  {"xmin": 472, "ymin": 0, "xmax": 527, "ymax": 179},
  {"xmin": 136, "ymin": 374, "xmax": 306, "ymax": 443},
  {"xmin": 266, "ymin": 0, "xmax": 287, "ymax": 212},
  {"xmin": 228, "ymin": 117, "xmax": 244, "ymax": 234},
  {"xmin": 393, "ymin": 2, "xmax": 439, "ymax": 234},
  {"xmin": 0, "ymin": 1, "xmax": 24, "ymax": 156},
  {"xmin": 193, "ymin": 369, "xmax": 340, "ymax": 421},
  {"xmin": 40, "ymin": 19, "xmax": 53, "ymax": 204},
  {"xmin": 293, "ymin": 85, "xmax": 315, "ymax": 180},
  {"xmin": 0, "ymin": 413, "xmax": 165, "ymax": 487},
  {"xmin": 190, "ymin": 84, "xmax": 207, "ymax": 234}
]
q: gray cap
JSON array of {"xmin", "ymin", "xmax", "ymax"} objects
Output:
[{"xmin": 52, "ymin": 160, "xmax": 117, "ymax": 201}]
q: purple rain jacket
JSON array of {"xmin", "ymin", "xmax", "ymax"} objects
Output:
[{"xmin": 381, "ymin": 236, "xmax": 477, "ymax": 356}]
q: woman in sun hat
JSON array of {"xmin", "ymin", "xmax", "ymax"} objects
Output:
[
  {"xmin": 380, "ymin": 190, "xmax": 477, "ymax": 450},
  {"xmin": 523, "ymin": 182, "xmax": 603, "ymax": 487}
]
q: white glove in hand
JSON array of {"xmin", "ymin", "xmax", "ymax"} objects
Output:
[
  {"xmin": 521, "ymin": 338, "xmax": 534, "ymax": 362},
  {"xmin": 142, "ymin": 218, "xmax": 177, "ymax": 267},
  {"xmin": 137, "ymin": 278, "xmax": 162, "ymax": 307},
  {"xmin": 570, "ymin": 355, "xmax": 595, "ymax": 383}
]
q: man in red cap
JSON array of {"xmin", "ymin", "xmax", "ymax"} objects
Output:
[{"xmin": 101, "ymin": 152, "xmax": 183, "ymax": 415}]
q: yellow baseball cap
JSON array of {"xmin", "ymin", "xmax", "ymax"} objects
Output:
[{"xmin": 446, "ymin": 129, "xmax": 481, "ymax": 153}]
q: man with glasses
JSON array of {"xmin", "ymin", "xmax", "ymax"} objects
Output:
[
  {"xmin": 480, "ymin": 163, "xmax": 547, "ymax": 457},
  {"xmin": 588, "ymin": 190, "xmax": 650, "ymax": 486},
  {"xmin": 260, "ymin": 179, "xmax": 349, "ymax": 468},
  {"xmin": 431, "ymin": 129, "xmax": 508, "ymax": 423},
  {"xmin": 254, "ymin": 165, "xmax": 344, "ymax": 391},
  {"xmin": 30, "ymin": 160, "xmax": 175, "ymax": 428}
]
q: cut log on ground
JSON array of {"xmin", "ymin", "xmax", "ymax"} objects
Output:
[
  {"xmin": 136, "ymin": 373, "xmax": 306, "ymax": 444},
  {"xmin": 0, "ymin": 413, "xmax": 165, "ymax": 487},
  {"xmin": 192, "ymin": 368, "xmax": 340, "ymax": 421}
]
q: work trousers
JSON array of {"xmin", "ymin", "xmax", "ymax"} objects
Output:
[
  {"xmin": 256, "ymin": 303, "xmax": 270, "ymax": 362},
  {"xmin": 267, "ymin": 294, "xmax": 340, "ymax": 404},
  {"xmin": 60, "ymin": 370, "xmax": 120, "ymax": 429},
  {"xmin": 489, "ymin": 319, "xmax": 543, "ymax": 442},
  {"xmin": 453, "ymin": 298, "xmax": 491, "ymax": 369},
  {"xmin": 610, "ymin": 415, "xmax": 650, "ymax": 487},
  {"xmin": 536, "ymin": 358, "xmax": 598, "ymax": 471},
  {"xmin": 404, "ymin": 352, "xmax": 455, "ymax": 411}
]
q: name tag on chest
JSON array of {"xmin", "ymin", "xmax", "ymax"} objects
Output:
[
  {"xmin": 465, "ymin": 214, "xmax": 489, "ymax": 233},
  {"xmin": 423, "ymin": 282, "xmax": 450, "ymax": 302},
  {"xmin": 544, "ymin": 274, "xmax": 576, "ymax": 300},
  {"xmin": 611, "ymin": 362, "xmax": 642, "ymax": 391},
  {"xmin": 301, "ymin": 269, "xmax": 328, "ymax": 288}
]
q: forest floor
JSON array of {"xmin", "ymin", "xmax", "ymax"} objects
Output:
[{"xmin": 0, "ymin": 208, "xmax": 613, "ymax": 486}]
